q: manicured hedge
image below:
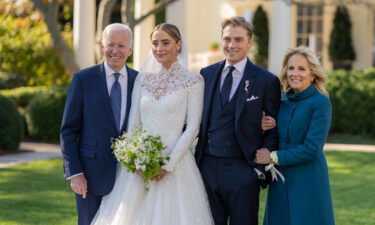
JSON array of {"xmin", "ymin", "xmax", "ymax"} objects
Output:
[
  {"xmin": 327, "ymin": 69, "xmax": 375, "ymax": 136},
  {"xmin": 0, "ymin": 94, "xmax": 23, "ymax": 150},
  {"xmin": 25, "ymin": 88, "xmax": 67, "ymax": 141},
  {"xmin": 0, "ymin": 86, "xmax": 50, "ymax": 107}
]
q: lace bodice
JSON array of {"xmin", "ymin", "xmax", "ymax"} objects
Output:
[
  {"xmin": 141, "ymin": 62, "xmax": 203, "ymax": 100},
  {"xmin": 127, "ymin": 62, "xmax": 204, "ymax": 172}
]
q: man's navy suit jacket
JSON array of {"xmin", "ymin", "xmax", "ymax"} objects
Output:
[
  {"xmin": 60, "ymin": 63, "xmax": 137, "ymax": 195},
  {"xmin": 195, "ymin": 59, "xmax": 281, "ymax": 180}
]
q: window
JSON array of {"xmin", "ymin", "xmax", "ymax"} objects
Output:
[{"xmin": 296, "ymin": 5, "xmax": 324, "ymax": 58}]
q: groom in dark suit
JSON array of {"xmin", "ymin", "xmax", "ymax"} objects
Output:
[
  {"xmin": 195, "ymin": 16, "xmax": 281, "ymax": 225},
  {"xmin": 60, "ymin": 23, "xmax": 137, "ymax": 225}
]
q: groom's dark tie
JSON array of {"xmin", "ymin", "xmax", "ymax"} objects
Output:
[
  {"xmin": 221, "ymin": 66, "xmax": 235, "ymax": 107},
  {"xmin": 110, "ymin": 72, "xmax": 121, "ymax": 131}
]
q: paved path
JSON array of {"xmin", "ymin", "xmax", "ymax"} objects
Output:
[
  {"xmin": 0, "ymin": 142, "xmax": 61, "ymax": 168},
  {"xmin": 324, "ymin": 143, "xmax": 375, "ymax": 153},
  {"xmin": 1, "ymin": 142, "xmax": 375, "ymax": 168}
]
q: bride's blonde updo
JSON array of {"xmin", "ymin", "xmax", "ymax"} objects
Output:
[{"xmin": 150, "ymin": 23, "xmax": 182, "ymax": 43}]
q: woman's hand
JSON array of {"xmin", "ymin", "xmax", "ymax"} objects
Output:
[
  {"xmin": 262, "ymin": 111, "xmax": 276, "ymax": 131},
  {"xmin": 255, "ymin": 148, "xmax": 271, "ymax": 164},
  {"xmin": 152, "ymin": 169, "xmax": 168, "ymax": 181}
]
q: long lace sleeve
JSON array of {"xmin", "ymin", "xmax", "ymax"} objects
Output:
[
  {"xmin": 163, "ymin": 76, "xmax": 204, "ymax": 172},
  {"xmin": 127, "ymin": 73, "xmax": 142, "ymax": 135}
]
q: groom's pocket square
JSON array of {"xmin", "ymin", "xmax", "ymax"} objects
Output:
[{"xmin": 246, "ymin": 95, "xmax": 259, "ymax": 102}]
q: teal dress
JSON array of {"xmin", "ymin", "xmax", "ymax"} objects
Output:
[{"xmin": 263, "ymin": 85, "xmax": 335, "ymax": 225}]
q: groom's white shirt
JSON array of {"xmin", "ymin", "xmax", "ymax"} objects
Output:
[
  {"xmin": 220, "ymin": 57, "xmax": 247, "ymax": 100},
  {"xmin": 67, "ymin": 61, "xmax": 128, "ymax": 179}
]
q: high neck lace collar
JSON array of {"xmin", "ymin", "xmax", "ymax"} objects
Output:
[{"xmin": 160, "ymin": 61, "xmax": 182, "ymax": 73}]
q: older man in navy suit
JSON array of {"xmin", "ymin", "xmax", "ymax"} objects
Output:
[
  {"xmin": 195, "ymin": 17, "xmax": 281, "ymax": 225},
  {"xmin": 60, "ymin": 23, "xmax": 137, "ymax": 225}
]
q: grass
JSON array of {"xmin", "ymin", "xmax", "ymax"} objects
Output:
[
  {"xmin": 0, "ymin": 159, "xmax": 76, "ymax": 225},
  {"xmin": 1, "ymin": 152, "xmax": 375, "ymax": 225}
]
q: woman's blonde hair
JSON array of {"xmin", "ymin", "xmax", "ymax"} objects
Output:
[{"xmin": 280, "ymin": 46, "xmax": 328, "ymax": 96}]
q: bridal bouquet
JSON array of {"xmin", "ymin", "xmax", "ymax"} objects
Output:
[{"xmin": 111, "ymin": 128, "xmax": 169, "ymax": 188}]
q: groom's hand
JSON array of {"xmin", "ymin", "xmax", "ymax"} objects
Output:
[{"xmin": 71, "ymin": 174, "xmax": 88, "ymax": 199}]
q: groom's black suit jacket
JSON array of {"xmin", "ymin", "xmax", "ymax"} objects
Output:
[{"xmin": 195, "ymin": 59, "xmax": 281, "ymax": 178}]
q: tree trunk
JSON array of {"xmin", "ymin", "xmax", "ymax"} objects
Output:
[
  {"xmin": 31, "ymin": 0, "xmax": 80, "ymax": 75},
  {"xmin": 95, "ymin": 0, "xmax": 117, "ymax": 63}
]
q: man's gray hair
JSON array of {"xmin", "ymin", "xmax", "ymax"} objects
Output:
[{"xmin": 101, "ymin": 23, "xmax": 133, "ymax": 46}]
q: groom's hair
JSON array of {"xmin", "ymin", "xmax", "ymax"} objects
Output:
[{"xmin": 221, "ymin": 16, "xmax": 254, "ymax": 40}]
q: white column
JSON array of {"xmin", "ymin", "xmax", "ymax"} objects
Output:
[
  {"xmin": 73, "ymin": 0, "xmax": 96, "ymax": 69},
  {"xmin": 166, "ymin": 0, "xmax": 185, "ymax": 33},
  {"xmin": 133, "ymin": 0, "xmax": 155, "ymax": 70},
  {"xmin": 268, "ymin": 0, "xmax": 292, "ymax": 74}
]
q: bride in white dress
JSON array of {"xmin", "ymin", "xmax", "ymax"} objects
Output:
[{"xmin": 91, "ymin": 23, "xmax": 214, "ymax": 225}]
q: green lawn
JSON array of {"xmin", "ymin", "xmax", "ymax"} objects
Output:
[
  {"xmin": 1, "ymin": 152, "xmax": 375, "ymax": 225},
  {"xmin": 0, "ymin": 159, "xmax": 76, "ymax": 225}
]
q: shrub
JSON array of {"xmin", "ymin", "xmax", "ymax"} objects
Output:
[
  {"xmin": 25, "ymin": 88, "xmax": 67, "ymax": 141},
  {"xmin": 0, "ymin": 86, "xmax": 50, "ymax": 107},
  {"xmin": 0, "ymin": 94, "xmax": 23, "ymax": 150},
  {"xmin": 252, "ymin": 5, "xmax": 269, "ymax": 69},
  {"xmin": 329, "ymin": 6, "xmax": 355, "ymax": 69},
  {"xmin": 327, "ymin": 69, "xmax": 375, "ymax": 136}
]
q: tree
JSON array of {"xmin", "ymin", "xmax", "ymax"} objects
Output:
[
  {"xmin": 31, "ymin": 0, "xmax": 178, "ymax": 74},
  {"xmin": 329, "ymin": 5, "xmax": 356, "ymax": 70},
  {"xmin": 30, "ymin": 0, "xmax": 80, "ymax": 75},
  {"xmin": 95, "ymin": 0, "xmax": 177, "ymax": 61},
  {"xmin": 252, "ymin": 5, "xmax": 269, "ymax": 69}
]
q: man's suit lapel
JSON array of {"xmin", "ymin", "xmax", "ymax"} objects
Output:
[
  {"xmin": 235, "ymin": 59, "xmax": 257, "ymax": 124},
  {"xmin": 201, "ymin": 61, "xmax": 225, "ymax": 135},
  {"xmin": 121, "ymin": 66, "xmax": 136, "ymax": 132},
  {"xmin": 96, "ymin": 63, "xmax": 118, "ymax": 132}
]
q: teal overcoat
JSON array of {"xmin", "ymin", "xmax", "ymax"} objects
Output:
[{"xmin": 263, "ymin": 85, "xmax": 335, "ymax": 225}]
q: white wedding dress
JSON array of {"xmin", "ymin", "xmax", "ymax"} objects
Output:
[{"xmin": 91, "ymin": 62, "xmax": 214, "ymax": 225}]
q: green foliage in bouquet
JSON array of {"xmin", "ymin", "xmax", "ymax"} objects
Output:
[{"xmin": 112, "ymin": 128, "xmax": 169, "ymax": 185}]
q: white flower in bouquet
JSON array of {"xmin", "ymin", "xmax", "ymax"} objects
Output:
[{"xmin": 111, "ymin": 128, "xmax": 168, "ymax": 188}]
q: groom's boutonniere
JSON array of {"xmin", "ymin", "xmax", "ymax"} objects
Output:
[{"xmin": 244, "ymin": 80, "xmax": 250, "ymax": 94}]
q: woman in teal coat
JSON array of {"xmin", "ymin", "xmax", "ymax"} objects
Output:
[{"xmin": 257, "ymin": 47, "xmax": 335, "ymax": 225}]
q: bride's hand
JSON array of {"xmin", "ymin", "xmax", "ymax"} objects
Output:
[
  {"xmin": 152, "ymin": 169, "xmax": 168, "ymax": 181},
  {"xmin": 136, "ymin": 170, "xmax": 143, "ymax": 177}
]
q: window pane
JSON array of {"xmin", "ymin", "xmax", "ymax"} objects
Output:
[
  {"xmin": 298, "ymin": 20, "xmax": 304, "ymax": 33},
  {"xmin": 307, "ymin": 20, "xmax": 312, "ymax": 33},
  {"xmin": 307, "ymin": 6, "xmax": 313, "ymax": 16},
  {"xmin": 298, "ymin": 5, "xmax": 304, "ymax": 16},
  {"xmin": 297, "ymin": 38, "xmax": 303, "ymax": 46},
  {"xmin": 316, "ymin": 37, "xmax": 323, "ymax": 52},
  {"xmin": 317, "ymin": 6, "xmax": 323, "ymax": 16},
  {"xmin": 317, "ymin": 20, "xmax": 323, "ymax": 33}
]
